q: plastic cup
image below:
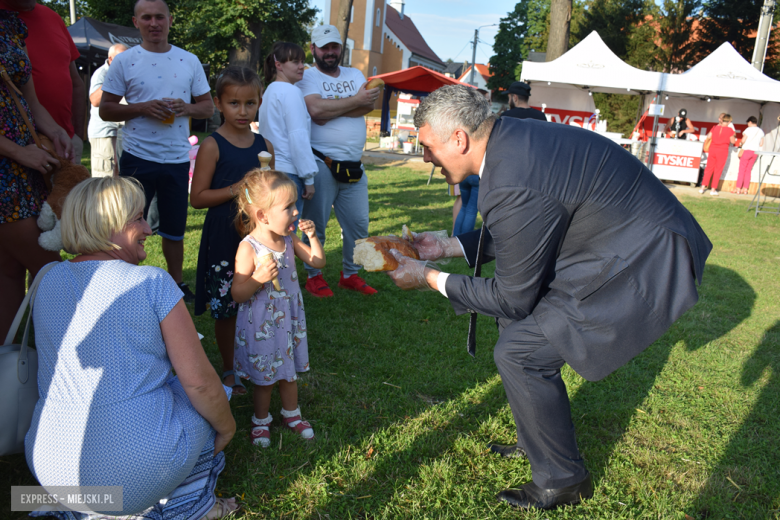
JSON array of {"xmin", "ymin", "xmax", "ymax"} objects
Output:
[{"xmin": 162, "ymin": 98, "xmax": 175, "ymax": 124}]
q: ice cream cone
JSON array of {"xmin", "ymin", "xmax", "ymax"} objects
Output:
[
  {"xmin": 259, "ymin": 252, "xmax": 281, "ymax": 290},
  {"xmin": 258, "ymin": 151, "xmax": 273, "ymax": 170}
]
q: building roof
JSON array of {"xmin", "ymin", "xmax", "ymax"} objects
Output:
[
  {"xmin": 444, "ymin": 61, "xmax": 466, "ymax": 77},
  {"xmin": 385, "ymin": 6, "xmax": 444, "ymax": 66},
  {"xmin": 458, "ymin": 63, "xmax": 491, "ymax": 83}
]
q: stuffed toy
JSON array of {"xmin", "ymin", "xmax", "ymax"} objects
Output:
[{"xmin": 37, "ymin": 138, "xmax": 91, "ymax": 252}]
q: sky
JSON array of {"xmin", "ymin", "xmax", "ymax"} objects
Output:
[{"xmin": 308, "ymin": 0, "xmax": 521, "ymax": 63}]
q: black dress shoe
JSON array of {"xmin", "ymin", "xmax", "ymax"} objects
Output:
[
  {"xmin": 487, "ymin": 442, "xmax": 527, "ymax": 459},
  {"xmin": 496, "ymin": 473, "xmax": 593, "ymax": 509}
]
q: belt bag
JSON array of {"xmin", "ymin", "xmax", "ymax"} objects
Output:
[{"xmin": 312, "ymin": 148, "xmax": 363, "ymax": 183}]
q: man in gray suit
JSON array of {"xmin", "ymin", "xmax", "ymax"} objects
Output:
[{"xmin": 387, "ymin": 85, "xmax": 711, "ymax": 510}]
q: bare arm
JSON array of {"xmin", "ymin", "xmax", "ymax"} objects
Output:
[
  {"xmin": 70, "ymin": 62, "xmax": 86, "ymax": 138},
  {"xmin": 167, "ymin": 92, "xmax": 214, "ymax": 119},
  {"xmin": 292, "ymin": 220, "xmax": 325, "ymax": 268},
  {"xmin": 162, "ymin": 300, "xmax": 235, "ymax": 454},
  {"xmin": 19, "ymin": 71, "xmax": 72, "ymax": 159},
  {"xmin": 100, "ymin": 91, "xmax": 170, "ymax": 122},
  {"xmin": 303, "ymin": 82, "xmax": 379, "ymax": 121},
  {"xmin": 189, "ymin": 136, "xmax": 236, "ymax": 209},
  {"xmin": 89, "ymin": 87, "xmax": 103, "ymax": 107},
  {"xmin": 231, "ymin": 242, "xmax": 279, "ymax": 303}
]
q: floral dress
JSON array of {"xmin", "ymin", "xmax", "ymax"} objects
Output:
[
  {"xmin": 233, "ymin": 235, "xmax": 309, "ymax": 386},
  {"xmin": 194, "ymin": 132, "xmax": 268, "ymax": 318},
  {"xmin": 0, "ymin": 10, "xmax": 47, "ymax": 224}
]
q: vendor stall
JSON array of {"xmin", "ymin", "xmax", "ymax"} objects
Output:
[
  {"xmin": 367, "ymin": 66, "xmax": 475, "ymax": 134},
  {"xmin": 520, "ymin": 32, "xmax": 780, "ymax": 194}
]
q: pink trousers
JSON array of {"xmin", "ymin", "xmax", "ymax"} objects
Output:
[{"xmin": 737, "ymin": 150, "xmax": 757, "ymax": 190}]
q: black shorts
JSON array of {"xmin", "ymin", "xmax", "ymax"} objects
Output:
[{"xmin": 119, "ymin": 151, "xmax": 190, "ymax": 241}]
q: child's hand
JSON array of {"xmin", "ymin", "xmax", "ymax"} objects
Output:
[
  {"xmin": 298, "ymin": 219, "xmax": 317, "ymax": 239},
  {"xmin": 251, "ymin": 258, "xmax": 279, "ymax": 285}
]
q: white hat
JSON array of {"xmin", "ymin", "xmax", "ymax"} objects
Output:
[{"xmin": 311, "ymin": 25, "xmax": 342, "ymax": 48}]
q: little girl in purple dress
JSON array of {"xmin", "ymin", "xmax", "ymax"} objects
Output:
[{"xmin": 231, "ymin": 169, "xmax": 325, "ymax": 447}]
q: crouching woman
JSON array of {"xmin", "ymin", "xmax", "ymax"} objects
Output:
[{"xmin": 25, "ymin": 176, "xmax": 238, "ymax": 520}]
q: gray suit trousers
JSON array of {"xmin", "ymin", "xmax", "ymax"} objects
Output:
[{"xmin": 495, "ymin": 316, "xmax": 589, "ymax": 489}]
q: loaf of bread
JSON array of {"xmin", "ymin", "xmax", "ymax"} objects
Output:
[
  {"xmin": 353, "ymin": 235, "xmax": 419, "ymax": 271},
  {"xmin": 366, "ymin": 78, "xmax": 385, "ymax": 90}
]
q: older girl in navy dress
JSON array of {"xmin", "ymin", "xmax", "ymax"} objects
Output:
[
  {"xmin": 231, "ymin": 170, "xmax": 325, "ymax": 447},
  {"xmin": 191, "ymin": 66, "xmax": 274, "ymax": 395}
]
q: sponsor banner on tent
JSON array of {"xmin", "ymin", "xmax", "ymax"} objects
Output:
[
  {"xmin": 532, "ymin": 107, "xmax": 599, "ymax": 129},
  {"xmin": 651, "ymin": 139, "xmax": 704, "ymax": 183}
]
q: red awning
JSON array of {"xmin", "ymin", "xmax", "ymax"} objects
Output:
[{"xmin": 368, "ymin": 66, "xmax": 475, "ymax": 94}]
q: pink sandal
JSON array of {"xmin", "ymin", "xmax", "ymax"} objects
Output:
[
  {"xmin": 281, "ymin": 408, "xmax": 315, "ymax": 439},
  {"xmin": 251, "ymin": 414, "xmax": 272, "ymax": 448}
]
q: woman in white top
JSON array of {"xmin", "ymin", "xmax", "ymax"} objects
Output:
[
  {"xmin": 257, "ymin": 42, "xmax": 319, "ymax": 218},
  {"xmin": 735, "ymin": 116, "xmax": 765, "ymax": 194}
]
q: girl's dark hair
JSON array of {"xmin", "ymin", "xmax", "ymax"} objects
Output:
[
  {"xmin": 747, "ymin": 116, "xmax": 758, "ymax": 124},
  {"xmin": 263, "ymin": 42, "xmax": 306, "ymax": 86},
  {"xmin": 214, "ymin": 66, "xmax": 263, "ymax": 99}
]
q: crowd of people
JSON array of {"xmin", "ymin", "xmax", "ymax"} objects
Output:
[{"xmin": 0, "ymin": 0, "xmax": 729, "ymax": 515}]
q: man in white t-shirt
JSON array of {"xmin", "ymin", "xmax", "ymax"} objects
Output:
[
  {"xmin": 99, "ymin": 0, "xmax": 213, "ymax": 302},
  {"xmin": 297, "ymin": 25, "xmax": 381, "ymax": 297}
]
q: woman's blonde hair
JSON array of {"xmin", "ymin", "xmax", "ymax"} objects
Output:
[
  {"xmin": 721, "ymin": 113, "xmax": 732, "ymax": 123},
  {"xmin": 61, "ymin": 176, "xmax": 146, "ymax": 254},
  {"xmin": 234, "ymin": 169, "xmax": 298, "ymax": 236}
]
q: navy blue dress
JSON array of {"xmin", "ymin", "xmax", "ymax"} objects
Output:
[{"xmin": 195, "ymin": 132, "xmax": 268, "ymax": 318}]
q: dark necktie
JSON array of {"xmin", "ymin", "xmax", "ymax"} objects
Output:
[{"xmin": 466, "ymin": 223, "xmax": 487, "ymax": 357}]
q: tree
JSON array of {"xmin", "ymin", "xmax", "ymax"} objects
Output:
[
  {"xmin": 655, "ymin": 0, "xmax": 701, "ymax": 72},
  {"xmin": 171, "ymin": 0, "xmax": 317, "ymax": 73},
  {"xmin": 84, "ymin": 0, "xmax": 152, "ymax": 27},
  {"xmin": 487, "ymin": 3, "xmax": 527, "ymax": 91},
  {"xmin": 694, "ymin": 0, "xmax": 780, "ymax": 78},
  {"xmin": 547, "ymin": 0, "xmax": 572, "ymax": 60},
  {"xmin": 41, "ymin": 0, "xmax": 88, "ymax": 25}
]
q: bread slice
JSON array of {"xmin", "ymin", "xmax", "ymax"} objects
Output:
[{"xmin": 354, "ymin": 236, "xmax": 420, "ymax": 271}]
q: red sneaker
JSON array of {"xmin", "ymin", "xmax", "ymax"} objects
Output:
[
  {"xmin": 304, "ymin": 273, "xmax": 334, "ymax": 298},
  {"xmin": 338, "ymin": 271, "xmax": 377, "ymax": 295}
]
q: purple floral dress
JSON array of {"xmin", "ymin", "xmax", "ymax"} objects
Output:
[
  {"xmin": 234, "ymin": 235, "xmax": 309, "ymax": 386},
  {"xmin": 0, "ymin": 10, "xmax": 47, "ymax": 224}
]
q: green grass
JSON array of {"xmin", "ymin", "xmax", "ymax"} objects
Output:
[{"xmin": 3, "ymin": 166, "xmax": 780, "ymax": 519}]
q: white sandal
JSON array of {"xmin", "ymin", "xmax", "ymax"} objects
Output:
[{"xmin": 203, "ymin": 496, "xmax": 239, "ymax": 519}]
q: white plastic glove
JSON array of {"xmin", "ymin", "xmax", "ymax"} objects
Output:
[
  {"xmin": 411, "ymin": 230, "xmax": 460, "ymax": 261},
  {"xmin": 386, "ymin": 249, "xmax": 438, "ymax": 291}
]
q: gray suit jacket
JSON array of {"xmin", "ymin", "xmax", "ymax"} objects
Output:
[{"xmin": 446, "ymin": 118, "xmax": 712, "ymax": 381}]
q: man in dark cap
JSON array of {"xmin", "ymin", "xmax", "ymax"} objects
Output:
[
  {"xmin": 668, "ymin": 108, "xmax": 695, "ymax": 140},
  {"xmin": 502, "ymin": 81, "xmax": 547, "ymax": 121}
]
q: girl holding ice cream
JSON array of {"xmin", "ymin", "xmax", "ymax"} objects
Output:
[
  {"xmin": 231, "ymin": 169, "xmax": 325, "ymax": 447},
  {"xmin": 190, "ymin": 66, "xmax": 274, "ymax": 396}
]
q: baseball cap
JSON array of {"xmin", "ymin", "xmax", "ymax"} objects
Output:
[
  {"xmin": 311, "ymin": 25, "xmax": 342, "ymax": 48},
  {"xmin": 678, "ymin": 108, "xmax": 687, "ymax": 118},
  {"xmin": 507, "ymin": 81, "xmax": 531, "ymax": 97}
]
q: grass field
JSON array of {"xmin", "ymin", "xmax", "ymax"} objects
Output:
[{"xmin": 3, "ymin": 161, "xmax": 780, "ymax": 519}]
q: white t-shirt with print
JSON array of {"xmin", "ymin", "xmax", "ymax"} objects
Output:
[
  {"xmin": 102, "ymin": 45, "xmax": 209, "ymax": 164},
  {"xmin": 741, "ymin": 126, "xmax": 765, "ymax": 152},
  {"xmin": 297, "ymin": 66, "xmax": 367, "ymax": 162}
]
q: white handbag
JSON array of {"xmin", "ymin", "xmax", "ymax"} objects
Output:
[{"xmin": 0, "ymin": 262, "xmax": 58, "ymax": 455}]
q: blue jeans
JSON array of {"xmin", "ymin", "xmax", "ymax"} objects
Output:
[
  {"xmin": 453, "ymin": 175, "xmax": 480, "ymax": 236},
  {"xmin": 283, "ymin": 172, "xmax": 305, "ymax": 230}
]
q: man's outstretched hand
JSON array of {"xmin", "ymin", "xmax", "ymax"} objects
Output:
[
  {"xmin": 386, "ymin": 249, "xmax": 435, "ymax": 291},
  {"xmin": 411, "ymin": 231, "xmax": 462, "ymax": 261}
]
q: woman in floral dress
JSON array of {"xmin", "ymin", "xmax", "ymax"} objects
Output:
[{"xmin": 0, "ymin": 9, "xmax": 72, "ymax": 339}]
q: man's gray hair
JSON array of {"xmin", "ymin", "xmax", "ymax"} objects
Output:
[
  {"xmin": 414, "ymin": 85, "xmax": 496, "ymax": 142},
  {"xmin": 108, "ymin": 43, "xmax": 128, "ymax": 58}
]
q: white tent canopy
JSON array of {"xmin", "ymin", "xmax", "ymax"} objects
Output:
[
  {"xmin": 664, "ymin": 42, "xmax": 780, "ymax": 103},
  {"xmin": 521, "ymin": 31, "xmax": 780, "ymax": 104},
  {"xmin": 521, "ymin": 32, "xmax": 664, "ymax": 95}
]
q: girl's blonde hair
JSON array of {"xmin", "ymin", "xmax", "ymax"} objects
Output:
[
  {"xmin": 721, "ymin": 113, "xmax": 732, "ymax": 123},
  {"xmin": 61, "ymin": 176, "xmax": 146, "ymax": 254},
  {"xmin": 234, "ymin": 169, "xmax": 298, "ymax": 236}
]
